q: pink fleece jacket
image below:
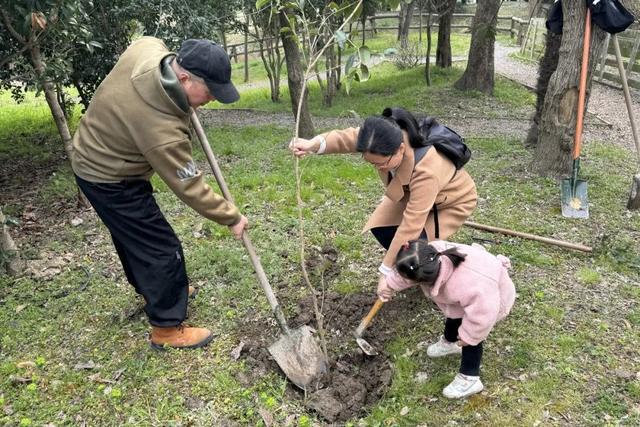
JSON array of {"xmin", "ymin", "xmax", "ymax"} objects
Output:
[{"xmin": 386, "ymin": 240, "xmax": 515, "ymax": 346}]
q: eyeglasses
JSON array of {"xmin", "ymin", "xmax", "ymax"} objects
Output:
[{"xmin": 366, "ymin": 154, "xmax": 394, "ymax": 168}]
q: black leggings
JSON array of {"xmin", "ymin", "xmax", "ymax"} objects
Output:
[{"xmin": 444, "ymin": 317, "xmax": 483, "ymax": 377}]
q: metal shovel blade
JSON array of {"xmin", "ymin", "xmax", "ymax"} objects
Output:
[
  {"xmin": 561, "ymin": 178, "xmax": 589, "ymax": 219},
  {"xmin": 268, "ymin": 325, "xmax": 328, "ymax": 390},
  {"xmin": 356, "ymin": 337, "xmax": 378, "ymax": 356}
]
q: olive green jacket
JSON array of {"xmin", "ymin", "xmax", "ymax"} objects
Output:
[{"xmin": 71, "ymin": 37, "xmax": 240, "ymax": 226}]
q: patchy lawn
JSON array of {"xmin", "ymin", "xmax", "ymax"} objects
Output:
[{"xmin": 1, "ymin": 58, "xmax": 639, "ymax": 426}]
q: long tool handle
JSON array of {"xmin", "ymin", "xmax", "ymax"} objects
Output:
[
  {"xmin": 190, "ymin": 109, "xmax": 290, "ymax": 334},
  {"xmin": 612, "ymin": 35, "xmax": 640, "ymax": 162},
  {"xmin": 464, "ymin": 221, "xmax": 592, "ymax": 252},
  {"xmin": 355, "ymin": 298, "xmax": 385, "ymax": 337},
  {"xmin": 573, "ymin": 7, "xmax": 591, "ymax": 160}
]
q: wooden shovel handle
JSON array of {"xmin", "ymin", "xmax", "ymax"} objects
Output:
[
  {"xmin": 190, "ymin": 109, "xmax": 291, "ymax": 334},
  {"xmin": 573, "ymin": 7, "xmax": 591, "ymax": 160},
  {"xmin": 355, "ymin": 298, "xmax": 385, "ymax": 337}
]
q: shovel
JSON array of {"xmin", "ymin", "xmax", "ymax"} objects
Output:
[
  {"xmin": 611, "ymin": 35, "xmax": 640, "ymax": 210},
  {"xmin": 561, "ymin": 7, "xmax": 591, "ymax": 219},
  {"xmin": 190, "ymin": 110, "xmax": 328, "ymax": 390},
  {"xmin": 353, "ymin": 298, "xmax": 385, "ymax": 356}
]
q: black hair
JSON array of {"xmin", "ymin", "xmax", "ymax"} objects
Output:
[
  {"xmin": 395, "ymin": 239, "xmax": 467, "ymax": 284},
  {"xmin": 381, "ymin": 107, "xmax": 428, "ymax": 148},
  {"xmin": 356, "ymin": 116, "xmax": 403, "ymax": 156}
]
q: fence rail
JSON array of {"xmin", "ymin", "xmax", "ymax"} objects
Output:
[
  {"xmin": 223, "ymin": 12, "xmax": 528, "ymax": 62},
  {"xmin": 223, "ymin": 12, "xmax": 639, "ymax": 91}
]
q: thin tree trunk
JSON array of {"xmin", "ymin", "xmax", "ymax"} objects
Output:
[
  {"xmin": 398, "ymin": 1, "xmax": 416, "ymax": 48},
  {"xmin": 30, "ymin": 44, "xmax": 74, "ymax": 159},
  {"xmin": 279, "ymin": 11, "xmax": 315, "ymax": 138},
  {"xmin": 436, "ymin": 0, "xmax": 457, "ymax": 68},
  {"xmin": 0, "ymin": 208, "xmax": 21, "ymax": 276},
  {"xmin": 532, "ymin": 0, "xmax": 606, "ymax": 176},
  {"xmin": 425, "ymin": 9, "xmax": 432, "ymax": 85},
  {"xmin": 454, "ymin": 0, "xmax": 501, "ymax": 94}
]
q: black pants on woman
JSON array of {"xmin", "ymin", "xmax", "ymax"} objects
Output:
[
  {"xmin": 371, "ymin": 225, "xmax": 428, "ymax": 250},
  {"xmin": 444, "ymin": 317, "xmax": 483, "ymax": 376}
]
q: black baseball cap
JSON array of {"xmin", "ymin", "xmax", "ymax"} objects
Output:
[{"xmin": 176, "ymin": 39, "xmax": 239, "ymax": 104}]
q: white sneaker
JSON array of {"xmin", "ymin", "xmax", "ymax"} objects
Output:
[
  {"xmin": 426, "ymin": 335, "xmax": 462, "ymax": 358},
  {"xmin": 442, "ymin": 373, "xmax": 484, "ymax": 399}
]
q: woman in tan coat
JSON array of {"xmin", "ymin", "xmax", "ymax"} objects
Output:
[{"xmin": 290, "ymin": 107, "xmax": 477, "ymax": 290}]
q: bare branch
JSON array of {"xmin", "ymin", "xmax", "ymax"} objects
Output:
[{"xmin": 1, "ymin": 7, "xmax": 27, "ymax": 45}]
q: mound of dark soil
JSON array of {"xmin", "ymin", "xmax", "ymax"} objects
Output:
[{"xmin": 237, "ymin": 288, "xmax": 431, "ymax": 422}]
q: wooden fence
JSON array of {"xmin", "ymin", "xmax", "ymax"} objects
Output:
[
  {"xmin": 223, "ymin": 12, "xmax": 639, "ymax": 91},
  {"xmin": 223, "ymin": 12, "xmax": 528, "ymax": 63}
]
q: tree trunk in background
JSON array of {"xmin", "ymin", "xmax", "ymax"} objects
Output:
[
  {"xmin": 436, "ymin": 0, "xmax": 457, "ymax": 68},
  {"xmin": 398, "ymin": 1, "xmax": 416, "ymax": 48},
  {"xmin": 30, "ymin": 44, "xmax": 74, "ymax": 160},
  {"xmin": 454, "ymin": 0, "xmax": 501, "ymax": 94},
  {"xmin": 533, "ymin": 0, "xmax": 606, "ymax": 176},
  {"xmin": 0, "ymin": 208, "xmax": 21, "ymax": 276},
  {"xmin": 526, "ymin": 30, "xmax": 561, "ymax": 147},
  {"xmin": 279, "ymin": 11, "xmax": 315, "ymax": 138}
]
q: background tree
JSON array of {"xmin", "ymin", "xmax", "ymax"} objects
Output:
[
  {"xmin": 248, "ymin": 3, "xmax": 285, "ymax": 102},
  {"xmin": 453, "ymin": 0, "xmax": 503, "ymax": 94},
  {"xmin": 279, "ymin": 8, "xmax": 315, "ymax": 138},
  {"xmin": 0, "ymin": 1, "xmax": 97, "ymax": 160},
  {"xmin": 532, "ymin": 0, "xmax": 607, "ymax": 175},
  {"xmin": 397, "ymin": 0, "xmax": 416, "ymax": 48},
  {"xmin": 435, "ymin": 0, "xmax": 457, "ymax": 67},
  {"xmin": 526, "ymin": 26, "xmax": 561, "ymax": 148}
]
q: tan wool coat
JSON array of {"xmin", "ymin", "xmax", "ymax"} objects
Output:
[{"xmin": 321, "ymin": 127, "xmax": 477, "ymax": 267}]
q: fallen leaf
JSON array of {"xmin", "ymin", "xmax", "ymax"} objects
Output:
[
  {"xmin": 113, "ymin": 368, "xmax": 126, "ymax": 381},
  {"xmin": 16, "ymin": 361, "xmax": 36, "ymax": 369},
  {"xmin": 230, "ymin": 341, "xmax": 245, "ymax": 361},
  {"xmin": 400, "ymin": 406, "xmax": 409, "ymax": 416},
  {"xmin": 15, "ymin": 305, "xmax": 27, "ymax": 313},
  {"xmin": 88, "ymin": 373, "xmax": 115, "ymax": 384},
  {"xmin": 414, "ymin": 372, "xmax": 429, "ymax": 383},
  {"xmin": 70, "ymin": 217, "xmax": 84, "ymax": 227},
  {"xmin": 74, "ymin": 360, "xmax": 98, "ymax": 370},
  {"xmin": 258, "ymin": 407, "xmax": 273, "ymax": 427}
]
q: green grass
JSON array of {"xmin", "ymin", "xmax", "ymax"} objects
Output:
[{"xmin": 2, "ymin": 39, "xmax": 640, "ymax": 425}]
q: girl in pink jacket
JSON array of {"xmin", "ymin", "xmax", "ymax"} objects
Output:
[{"xmin": 377, "ymin": 239, "xmax": 515, "ymax": 399}]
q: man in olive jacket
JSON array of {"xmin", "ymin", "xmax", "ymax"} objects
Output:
[{"xmin": 72, "ymin": 37, "xmax": 248, "ymax": 349}]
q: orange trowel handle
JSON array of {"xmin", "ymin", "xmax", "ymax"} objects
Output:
[{"xmin": 355, "ymin": 298, "xmax": 385, "ymax": 337}]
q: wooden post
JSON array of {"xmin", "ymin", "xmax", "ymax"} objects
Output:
[
  {"xmin": 529, "ymin": 19, "xmax": 538, "ymax": 59},
  {"xmin": 627, "ymin": 33, "xmax": 640, "ymax": 76},
  {"xmin": 597, "ymin": 33, "xmax": 611, "ymax": 81},
  {"xmin": 510, "ymin": 17, "xmax": 515, "ymax": 40},
  {"xmin": 244, "ymin": 11, "xmax": 249, "ymax": 83},
  {"xmin": 518, "ymin": 20, "xmax": 526, "ymax": 46}
]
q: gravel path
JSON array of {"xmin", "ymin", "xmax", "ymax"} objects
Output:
[{"xmin": 201, "ymin": 42, "xmax": 640, "ymax": 152}]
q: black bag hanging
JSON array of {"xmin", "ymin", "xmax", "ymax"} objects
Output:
[
  {"xmin": 546, "ymin": 0, "xmax": 564, "ymax": 34},
  {"xmin": 587, "ymin": 0, "xmax": 635, "ymax": 34},
  {"xmin": 416, "ymin": 117, "xmax": 471, "ymax": 170}
]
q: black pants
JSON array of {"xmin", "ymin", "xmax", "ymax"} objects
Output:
[
  {"xmin": 370, "ymin": 226, "xmax": 428, "ymax": 250},
  {"xmin": 444, "ymin": 317, "xmax": 483, "ymax": 376},
  {"xmin": 76, "ymin": 175, "xmax": 188, "ymax": 327}
]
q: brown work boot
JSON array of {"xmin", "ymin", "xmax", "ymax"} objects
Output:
[
  {"xmin": 188, "ymin": 285, "xmax": 198, "ymax": 299},
  {"xmin": 150, "ymin": 325, "xmax": 213, "ymax": 350}
]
